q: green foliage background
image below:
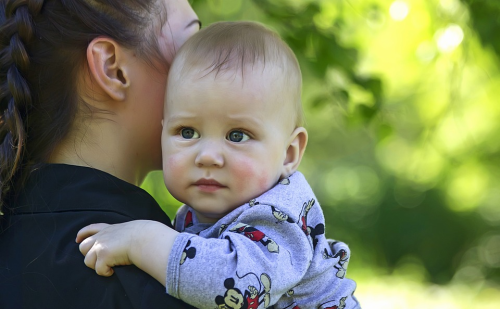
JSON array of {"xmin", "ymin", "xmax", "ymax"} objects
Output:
[{"xmin": 142, "ymin": 0, "xmax": 500, "ymax": 306}]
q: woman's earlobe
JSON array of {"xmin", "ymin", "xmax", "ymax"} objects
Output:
[
  {"xmin": 86, "ymin": 37, "xmax": 129, "ymax": 102},
  {"xmin": 281, "ymin": 127, "xmax": 308, "ymax": 178}
]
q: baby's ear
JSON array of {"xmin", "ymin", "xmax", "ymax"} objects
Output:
[{"xmin": 281, "ymin": 127, "xmax": 308, "ymax": 178}]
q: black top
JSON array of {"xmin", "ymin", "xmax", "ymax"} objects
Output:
[{"xmin": 0, "ymin": 164, "xmax": 195, "ymax": 309}]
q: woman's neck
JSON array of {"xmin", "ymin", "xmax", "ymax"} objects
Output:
[{"xmin": 48, "ymin": 119, "xmax": 152, "ymax": 186}]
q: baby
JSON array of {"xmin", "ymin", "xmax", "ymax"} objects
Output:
[{"xmin": 77, "ymin": 21, "xmax": 360, "ymax": 309}]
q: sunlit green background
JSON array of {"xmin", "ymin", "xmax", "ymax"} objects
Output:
[{"xmin": 142, "ymin": 0, "xmax": 500, "ymax": 307}]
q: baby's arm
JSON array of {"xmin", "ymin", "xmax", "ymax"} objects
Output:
[
  {"xmin": 165, "ymin": 207, "xmax": 314, "ymax": 308},
  {"xmin": 76, "ymin": 220, "xmax": 179, "ymax": 287}
]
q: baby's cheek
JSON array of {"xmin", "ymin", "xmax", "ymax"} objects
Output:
[
  {"xmin": 164, "ymin": 155, "xmax": 184, "ymax": 185},
  {"xmin": 232, "ymin": 158, "xmax": 273, "ymax": 196}
]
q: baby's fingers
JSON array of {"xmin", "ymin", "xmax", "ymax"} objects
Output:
[
  {"xmin": 76, "ymin": 223, "xmax": 110, "ymax": 243},
  {"xmin": 78, "ymin": 236, "xmax": 96, "ymax": 256},
  {"xmin": 83, "ymin": 247, "xmax": 114, "ymax": 277},
  {"xmin": 83, "ymin": 247, "xmax": 97, "ymax": 270},
  {"xmin": 95, "ymin": 257, "xmax": 115, "ymax": 277}
]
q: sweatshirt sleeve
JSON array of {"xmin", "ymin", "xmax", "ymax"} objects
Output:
[{"xmin": 166, "ymin": 205, "xmax": 313, "ymax": 309}]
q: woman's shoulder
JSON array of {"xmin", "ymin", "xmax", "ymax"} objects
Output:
[
  {"xmin": 0, "ymin": 164, "xmax": 192, "ymax": 309},
  {"xmin": 13, "ymin": 164, "xmax": 168, "ymax": 221}
]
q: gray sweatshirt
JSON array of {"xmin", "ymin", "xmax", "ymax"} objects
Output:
[{"xmin": 166, "ymin": 172, "xmax": 361, "ymax": 309}]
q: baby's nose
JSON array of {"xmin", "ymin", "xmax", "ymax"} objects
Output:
[{"xmin": 194, "ymin": 142, "xmax": 224, "ymax": 167}]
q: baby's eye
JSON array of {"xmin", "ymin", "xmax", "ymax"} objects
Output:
[
  {"xmin": 180, "ymin": 127, "xmax": 200, "ymax": 139},
  {"xmin": 227, "ymin": 130, "xmax": 250, "ymax": 143}
]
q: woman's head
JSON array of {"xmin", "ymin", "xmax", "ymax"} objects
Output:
[{"xmin": 0, "ymin": 0, "xmax": 199, "ymax": 214}]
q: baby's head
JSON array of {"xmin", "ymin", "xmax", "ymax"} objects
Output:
[{"xmin": 162, "ymin": 21, "xmax": 308, "ymax": 223}]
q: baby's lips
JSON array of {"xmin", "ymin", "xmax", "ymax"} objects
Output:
[{"xmin": 193, "ymin": 178, "xmax": 225, "ymax": 187}]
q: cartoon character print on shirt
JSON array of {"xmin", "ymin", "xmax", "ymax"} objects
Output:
[
  {"xmin": 298, "ymin": 199, "xmax": 325, "ymax": 250},
  {"xmin": 278, "ymin": 177, "xmax": 290, "ymax": 185},
  {"xmin": 219, "ymin": 223, "xmax": 230, "ymax": 236},
  {"xmin": 180, "ymin": 239, "xmax": 196, "ymax": 265},
  {"xmin": 229, "ymin": 223, "xmax": 279, "ymax": 253},
  {"xmin": 215, "ymin": 273, "xmax": 271, "ymax": 309},
  {"xmin": 271, "ymin": 205, "xmax": 295, "ymax": 223},
  {"xmin": 323, "ymin": 244, "xmax": 349, "ymax": 279},
  {"xmin": 320, "ymin": 296, "xmax": 347, "ymax": 309},
  {"xmin": 249, "ymin": 199, "xmax": 294, "ymax": 224}
]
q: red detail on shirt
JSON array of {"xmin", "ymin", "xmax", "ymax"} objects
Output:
[
  {"xmin": 184, "ymin": 211, "xmax": 193, "ymax": 229},
  {"xmin": 246, "ymin": 296, "xmax": 258, "ymax": 309},
  {"xmin": 244, "ymin": 230, "xmax": 265, "ymax": 242},
  {"xmin": 301, "ymin": 217, "xmax": 308, "ymax": 235}
]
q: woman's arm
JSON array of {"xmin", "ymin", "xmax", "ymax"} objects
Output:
[{"xmin": 76, "ymin": 220, "xmax": 179, "ymax": 287}]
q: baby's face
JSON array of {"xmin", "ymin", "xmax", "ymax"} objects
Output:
[{"xmin": 162, "ymin": 66, "xmax": 295, "ymax": 223}]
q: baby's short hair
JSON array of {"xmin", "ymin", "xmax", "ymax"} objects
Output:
[{"xmin": 171, "ymin": 21, "xmax": 304, "ymax": 127}]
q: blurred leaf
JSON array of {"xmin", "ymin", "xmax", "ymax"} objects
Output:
[{"xmin": 462, "ymin": 0, "xmax": 500, "ymax": 58}]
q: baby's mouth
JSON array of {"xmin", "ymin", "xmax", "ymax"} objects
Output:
[{"xmin": 193, "ymin": 178, "xmax": 226, "ymax": 192}]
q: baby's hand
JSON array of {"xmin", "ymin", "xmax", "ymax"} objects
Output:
[
  {"xmin": 76, "ymin": 221, "xmax": 146, "ymax": 276},
  {"xmin": 77, "ymin": 220, "xmax": 178, "ymax": 286}
]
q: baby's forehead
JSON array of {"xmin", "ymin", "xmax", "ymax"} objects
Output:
[
  {"xmin": 175, "ymin": 60, "xmax": 288, "ymax": 88},
  {"xmin": 169, "ymin": 64, "xmax": 294, "ymax": 111}
]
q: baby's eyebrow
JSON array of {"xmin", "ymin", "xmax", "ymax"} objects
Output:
[{"xmin": 225, "ymin": 115, "xmax": 263, "ymax": 127}]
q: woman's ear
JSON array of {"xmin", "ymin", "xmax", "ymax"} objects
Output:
[
  {"xmin": 86, "ymin": 37, "xmax": 130, "ymax": 102},
  {"xmin": 281, "ymin": 127, "xmax": 308, "ymax": 178}
]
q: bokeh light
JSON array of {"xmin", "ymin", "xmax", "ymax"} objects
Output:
[
  {"xmin": 436, "ymin": 24, "xmax": 464, "ymax": 53},
  {"xmin": 390, "ymin": 0, "xmax": 410, "ymax": 21}
]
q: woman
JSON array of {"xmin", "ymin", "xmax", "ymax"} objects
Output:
[{"xmin": 0, "ymin": 0, "xmax": 200, "ymax": 308}]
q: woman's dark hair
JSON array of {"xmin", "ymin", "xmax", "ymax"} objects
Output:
[{"xmin": 0, "ymin": 0, "xmax": 166, "ymax": 215}]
